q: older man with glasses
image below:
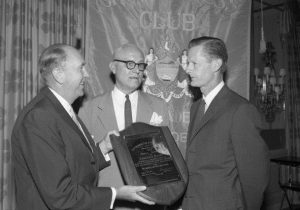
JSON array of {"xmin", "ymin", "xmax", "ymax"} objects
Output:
[{"xmin": 79, "ymin": 43, "xmax": 170, "ymax": 210}]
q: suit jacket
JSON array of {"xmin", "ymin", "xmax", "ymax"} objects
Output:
[
  {"xmin": 79, "ymin": 90, "xmax": 169, "ymax": 209},
  {"xmin": 182, "ymin": 85, "xmax": 270, "ymax": 210},
  {"xmin": 12, "ymin": 87, "xmax": 112, "ymax": 210}
]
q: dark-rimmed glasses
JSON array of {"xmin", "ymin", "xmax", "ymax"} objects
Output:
[{"xmin": 113, "ymin": 59, "xmax": 147, "ymax": 71}]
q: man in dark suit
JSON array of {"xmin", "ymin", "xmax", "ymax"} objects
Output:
[
  {"xmin": 182, "ymin": 37, "xmax": 270, "ymax": 210},
  {"xmin": 11, "ymin": 44, "xmax": 154, "ymax": 210},
  {"xmin": 79, "ymin": 43, "xmax": 169, "ymax": 210}
]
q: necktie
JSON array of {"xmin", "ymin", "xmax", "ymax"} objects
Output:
[
  {"xmin": 70, "ymin": 108, "xmax": 94, "ymax": 153},
  {"xmin": 191, "ymin": 99, "xmax": 206, "ymax": 135},
  {"xmin": 124, "ymin": 94, "xmax": 132, "ymax": 128}
]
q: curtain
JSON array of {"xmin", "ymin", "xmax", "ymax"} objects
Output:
[
  {"xmin": 279, "ymin": 0, "xmax": 300, "ymax": 189},
  {"xmin": 280, "ymin": 0, "xmax": 300, "ymax": 157},
  {"xmin": 0, "ymin": 0, "xmax": 87, "ymax": 209}
]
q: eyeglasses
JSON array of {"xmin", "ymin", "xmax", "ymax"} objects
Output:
[{"xmin": 113, "ymin": 59, "xmax": 147, "ymax": 71}]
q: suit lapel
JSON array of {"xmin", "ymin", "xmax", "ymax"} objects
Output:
[
  {"xmin": 136, "ymin": 92, "xmax": 153, "ymax": 123},
  {"xmin": 188, "ymin": 86, "xmax": 230, "ymax": 147},
  {"xmin": 43, "ymin": 88, "xmax": 94, "ymax": 153},
  {"xmin": 78, "ymin": 117, "xmax": 98, "ymax": 153},
  {"xmin": 96, "ymin": 92, "xmax": 119, "ymax": 131},
  {"xmin": 187, "ymin": 100, "xmax": 202, "ymax": 141}
]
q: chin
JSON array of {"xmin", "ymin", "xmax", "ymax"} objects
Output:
[
  {"xmin": 190, "ymin": 80, "xmax": 200, "ymax": 87},
  {"xmin": 130, "ymin": 82, "xmax": 141, "ymax": 89},
  {"xmin": 190, "ymin": 81, "xmax": 197, "ymax": 87},
  {"xmin": 76, "ymin": 90, "xmax": 84, "ymax": 97}
]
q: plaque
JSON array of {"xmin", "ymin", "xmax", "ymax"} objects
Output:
[{"xmin": 110, "ymin": 122, "xmax": 188, "ymax": 205}]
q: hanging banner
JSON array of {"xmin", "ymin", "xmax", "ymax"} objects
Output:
[{"xmin": 86, "ymin": 0, "xmax": 251, "ymax": 156}]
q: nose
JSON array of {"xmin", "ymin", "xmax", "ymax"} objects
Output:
[
  {"xmin": 132, "ymin": 64, "xmax": 140, "ymax": 73},
  {"xmin": 82, "ymin": 67, "xmax": 89, "ymax": 78},
  {"xmin": 186, "ymin": 63, "xmax": 193, "ymax": 74}
]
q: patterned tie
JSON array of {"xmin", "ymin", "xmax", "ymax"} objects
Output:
[
  {"xmin": 70, "ymin": 108, "xmax": 94, "ymax": 153},
  {"xmin": 124, "ymin": 94, "xmax": 133, "ymax": 128},
  {"xmin": 191, "ymin": 99, "xmax": 206, "ymax": 135}
]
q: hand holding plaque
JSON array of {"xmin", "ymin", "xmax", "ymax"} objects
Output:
[
  {"xmin": 115, "ymin": 185, "xmax": 155, "ymax": 205},
  {"xmin": 110, "ymin": 122, "xmax": 188, "ymax": 205}
]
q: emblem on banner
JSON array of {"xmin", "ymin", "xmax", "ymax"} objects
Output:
[{"xmin": 143, "ymin": 32, "xmax": 191, "ymax": 102}]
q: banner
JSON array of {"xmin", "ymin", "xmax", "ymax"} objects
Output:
[{"xmin": 86, "ymin": 0, "xmax": 251, "ymax": 156}]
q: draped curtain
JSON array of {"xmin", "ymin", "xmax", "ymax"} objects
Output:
[
  {"xmin": 278, "ymin": 0, "xmax": 300, "ymax": 189},
  {"xmin": 0, "ymin": 1, "xmax": 87, "ymax": 209},
  {"xmin": 280, "ymin": 0, "xmax": 300, "ymax": 157}
]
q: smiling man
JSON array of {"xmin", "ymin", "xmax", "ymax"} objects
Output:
[
  {"xmin": 79, "ymin": 43, "xmax": 169, "ymax": 210},
  {"xmin": 12, "ymin": 44, "xmax": 155, "ymax": 210}
]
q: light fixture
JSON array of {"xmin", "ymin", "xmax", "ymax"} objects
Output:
[{"xmin": 254, "ymin": 42, "xmax": 286, "ymax": 124}]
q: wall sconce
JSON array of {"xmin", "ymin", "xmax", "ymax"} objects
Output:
[{"xmin": 253, "ymin": 42, "xmax": 286, "ymax": 124}]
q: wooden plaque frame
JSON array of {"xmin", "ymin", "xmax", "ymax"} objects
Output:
[{"xmin": 110, "ymin": 122, "xmax": 188, "ymax": 205}]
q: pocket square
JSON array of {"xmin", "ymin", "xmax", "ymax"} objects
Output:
[{"xmin": 150, "ymin": 112, "xmax": 163, "ymax": 125}]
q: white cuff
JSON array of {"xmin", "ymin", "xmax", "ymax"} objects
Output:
[
  {"xmin": 110, "ymin": 187, "xmax": 116, "ymax": 209},
  {"xmin": 97, "ymin": 143, "xmax": 110, "ymax": 161},
  {"xmin": 104, "ymin": 153, "xmax": 110, "ymax": 161}
]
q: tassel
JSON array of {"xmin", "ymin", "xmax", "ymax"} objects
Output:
[
  {"xmin": 259, "ymin": 0, "xmax": 266, "ymax": 53},
  {"xmin": 259, "ymin": 28, "xmax": 266, "ymax": 54}
]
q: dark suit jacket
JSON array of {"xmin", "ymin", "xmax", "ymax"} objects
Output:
[
  {"xmin": 182, "ymin": 85, "xmax": 270, "ymax": 210},
  {"xmin": 78, "ymin": 91, "xmax": 169, "ymax": 210},
  {"xmin": 12, "ymin": 87, "xmax": 112, "ymax": 210}
]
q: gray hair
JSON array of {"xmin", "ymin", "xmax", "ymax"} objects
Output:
[{"xmin": 38, "ymin": 44, "xmax": 70, "ymax": 84}]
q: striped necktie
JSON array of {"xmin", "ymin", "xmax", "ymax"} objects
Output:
[{"xmin": 70, "ymin": 108, "xmax": 94, "ymax": 153}]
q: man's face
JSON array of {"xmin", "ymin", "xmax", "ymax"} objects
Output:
[
  {"xmin": 186, "ymin": 46, "xmax": 215, "ymax": 88},
  {"xmin": 62, "ymin": 48, "xmax": 88, "ymax": 101},
  {"xmin": 111, "ymin": 47, "xmax": 144, "ymax": 93}
]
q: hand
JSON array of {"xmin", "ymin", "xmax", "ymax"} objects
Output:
[
  {"xmin": 98, "ymin": 130, "xmax": 119, "ymax": 155},
  {"xmin": 116, "ymin": 185, "xmax": 155, "ymax": 205}
]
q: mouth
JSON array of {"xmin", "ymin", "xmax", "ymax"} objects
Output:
[
  {"xmin": 79, "ymin": 80, "xmax": 86, "ymax": 88},
  {"xmin": 129, "ymin": 76, "xmax": 140, "ymax": 80}
]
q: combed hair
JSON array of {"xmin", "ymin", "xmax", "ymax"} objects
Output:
[
  {"xmin": 38, "ymin": 44, "xmax": 69, "ymax": 84},
  {"xmin": 188, "ymin": 36, "xmax": 228, "ymax": 73}
]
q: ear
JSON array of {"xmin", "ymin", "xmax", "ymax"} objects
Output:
[
  {"xmin": 52, "ymin": 67, "xmax": 65, "ymax": 84},
  {"xmin": 212, "ymin": 58, "xmax": 222, "ymax": 72},
  {"xmin": 109, "ymin": 62, "xmax": 116, "ymax": 74}
]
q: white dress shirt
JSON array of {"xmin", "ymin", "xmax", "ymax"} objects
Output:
[
  {"xmin": 111, "ymin": 86, "xmax": 138, "ymax": 131},
  {"xmin": 203, "ymin": 81, "xmax": 224, "ymax": 112}
]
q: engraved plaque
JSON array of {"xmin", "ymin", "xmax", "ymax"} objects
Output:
[
  {"xmin": 110, "ymin": 122, "xmax": 188, "ymax": 205},
  {"xmin": 125, "ymin": 132, "xmax": 182, "ymax": 186}
]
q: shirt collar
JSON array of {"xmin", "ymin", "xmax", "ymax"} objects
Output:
[
  {"xmin": 203, "ymin": 81, "xmax": 224, "ymax": 108},
  {"xmin": 112, "ymin": 86, "xmax": 138, "ymax": 102},
  {"xmin": 48, "ymin": 87, "xmax": 74, "ymax": 116}
]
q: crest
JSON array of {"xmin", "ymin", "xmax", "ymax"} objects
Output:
[{"xmin": 155, "ymin": 32, "xmax": 180, "ymax": 61}]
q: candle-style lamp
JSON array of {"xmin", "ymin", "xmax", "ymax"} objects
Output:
[{"xmin": 253, "ymin": 42, "xmax": 286, "ymax": 125}]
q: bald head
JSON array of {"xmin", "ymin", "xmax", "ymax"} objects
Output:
[
  {"xmin": 113, "ymin": 43, "xmax": 144, "ymax": 60},
  {"xmin": 110, "ymin": 43, "xmax": 145, "ymax": 94}
]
